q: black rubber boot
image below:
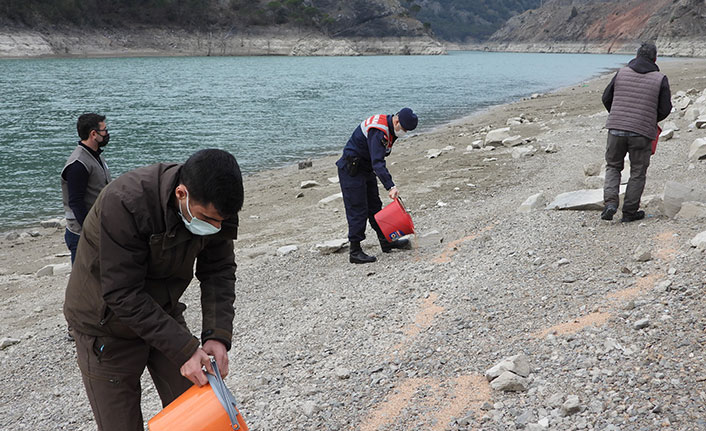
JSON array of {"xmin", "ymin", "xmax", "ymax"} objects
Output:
[
  {"xmin": 349, "ymin": 241, "xmax": 376, "ymax": 264},
  {"xmin": 600, "ymin": 205, "xmax": 617, "ymax": 221},
  {"xmin": 379, "ymin": 237, "xmax": 412, "ymax": 253},
  {"xmin": 621, "ymin": 210, "xmax": 645, "ymax": 223}
]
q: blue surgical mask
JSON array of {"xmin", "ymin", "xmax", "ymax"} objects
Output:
[{"xmin": 179, "ymin": 191, "xmax": 221, "ymax": 236}]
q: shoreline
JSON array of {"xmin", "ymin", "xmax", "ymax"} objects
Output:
[
  {"xmin": 2, "ymin": 61, "xmax": 626, "ymax": 235},
  {"xmin": 1, "ymin": 54, "xmax": 684, "ymax": 235}
]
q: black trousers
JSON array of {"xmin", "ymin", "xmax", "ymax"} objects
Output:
[{"xmin": 337, "ymin": 165, "xmax": 384, "ymax": 243}]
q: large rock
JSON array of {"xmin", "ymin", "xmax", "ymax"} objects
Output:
[
  {"xmin": 484, "ymin": 127, "xmax": 512, "ymax": 146},
  {"xmin": 490, "ymin": 371, "xmax": 528, "ymax": 392},
  {"xmin": 675, "ymin": 96, "xmax": 692, "ymax": 111},
  {"xmin": 517, "ymin": 193, "xmax": 546, "ymax": 213},
  {"xmin": 684, "ymin": 107, "xmax": 701, "ymax": 121},
  {"xmin": 511, "ymin": 146, "xmax": 536, "ymax": 159},
  {"xmin": 675, "ymin": 201, "xmax": 706, "ymax": 219},
  {"xmin": 502, "ymin": 135, "xmax": 525, "ymax": 147},
  {"xmin": 690, "ymin": 231, "xmax": 706, "ymax": 249},
  {"xmin": 485, "ymin": 354, "xmax": 531, "ymax": 381},
  {"xmin": 661, "ymin": 181, "xmax": 706, "ymax": 217},
  {"xmin": 546, "ymin": 186, "xmax": 625, "ymax": 211},
  {"xmin": 315, "ymin": 239, "xmax": 348, "ymax": 254},
  {"xmin": 276, "ymin": 245, "xmax": 298, "ymax": 256},
  {"xmin": 659, "ymin": 129, "xmax": 674, "ymax": 141},
  {"xmin": 661, "ymin": 120, "xmax": 679, "ymax": 131}
]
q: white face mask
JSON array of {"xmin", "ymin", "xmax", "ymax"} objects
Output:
[
  {"xmin": 179, "ymin": 191, "xmax": 221, "ymax": 236},
  {"xmin": 395, "ymin": 127, "xmax": 407, "ymax": 138}
]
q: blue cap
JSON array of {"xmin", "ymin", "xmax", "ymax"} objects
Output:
[{"xmin": 397, "ymin": 108, "xmax": 418, "ymax": 131}]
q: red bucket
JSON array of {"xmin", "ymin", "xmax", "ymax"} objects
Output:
[{"xmin": 374, "ymin": 197, "xmax": 415, "ymax": 243}]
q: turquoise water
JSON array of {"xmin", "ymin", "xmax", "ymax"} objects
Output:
[{"xmin": 0, "ymin": 51, "xmax": 633, "ymax": 230}]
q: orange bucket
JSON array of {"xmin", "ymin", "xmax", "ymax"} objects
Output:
[
  {"xmin": 148, "ymin": 359, "xmax": 248, "ymax": 431},
  {"xmin": 374, "ymin": 197, "xmax": 415, "ymax": 242}
]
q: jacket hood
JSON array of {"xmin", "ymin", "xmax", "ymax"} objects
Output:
[{"xmin": 628, "ymin": 56, "xmax": 660, "ymax": 74}]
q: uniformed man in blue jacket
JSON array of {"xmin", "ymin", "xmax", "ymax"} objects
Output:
[{"xmin": 336, "ymin": 108, "xmax": 418, "ymax": 264}]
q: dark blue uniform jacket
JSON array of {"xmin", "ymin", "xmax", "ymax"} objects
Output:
[{"xmin": 336, "ymin": 114, "xmax": 397, "ymax": 190}]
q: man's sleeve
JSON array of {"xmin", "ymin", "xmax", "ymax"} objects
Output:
[
  {"xmin": 367, "ymin": 129, "xmax": 395, "ymax": 190},
  {"xmin": 657, "ymin": 76, "xmax": 672, "ymax": 122},
  {"xmin": 64, "ymin": 161, "xmax": 90, "ymax": 225},
  {"xmin": 602, "ymin": 74, "xmax": 617, "ymax": 112},
  {"xmin": 195, "ymin": 237, "xmax": 237, "ymax": 350},
  {"xmin": 98, "ymin": 193, "xmax": 200, "ymax": 366}
]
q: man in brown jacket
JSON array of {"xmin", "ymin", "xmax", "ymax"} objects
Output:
[
  {"xmin": 601, "ymin": 41, "xmax": 672, "ymax": 222},
  {"xmin": 64, "ymin": 149, "xmax": 244, "ymax": 431}
]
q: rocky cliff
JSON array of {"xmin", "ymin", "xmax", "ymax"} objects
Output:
[
  {"xmin": 475, "ymin": 0, "xmax": 706, "ymax": 56},
  {"xmin": 0, "ymin": 0, "xmax": 446, "ymax": 57}
]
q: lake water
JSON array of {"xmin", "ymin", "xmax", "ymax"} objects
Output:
[{"xmin": 0, "ymin": 51, "xmax": 634, "ymax": 230}]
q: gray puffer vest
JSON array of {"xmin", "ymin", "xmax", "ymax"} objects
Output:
[{"xmin": 605, "ymin": 67, "xmax": 664, "ymax": 139}]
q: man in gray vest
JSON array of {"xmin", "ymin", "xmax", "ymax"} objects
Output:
[
  {"xmin": 61, "ymin": 113, "xmax": 112, "ymax": 263},
  {"xmin": 601, "ymin": 42, "xmax": 672, "ymax": 222}
]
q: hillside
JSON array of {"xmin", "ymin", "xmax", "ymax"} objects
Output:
[
  {"xmin": 482, "ymin": 0, "xmax": 706, "ymax": 55},
  {"xmin": 0, "ymin": 0, "xmax": 445, "ymax": 57},
  {"xmin": 400, "ymin": 0, "xmax": 542, "ymax": 42}
]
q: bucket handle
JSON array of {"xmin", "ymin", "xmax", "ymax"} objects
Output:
[
  {"xmin": 395, "ymin": 196, "xmax": 409, "ymax": 214},
  {"xmin": 206, "ymin": 358, "xmax": 241, "ymax": 431}
]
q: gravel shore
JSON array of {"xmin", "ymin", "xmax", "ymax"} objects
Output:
[{"xmin": 1, "ymin": 57, "xmax": 706, "ymax": 431}]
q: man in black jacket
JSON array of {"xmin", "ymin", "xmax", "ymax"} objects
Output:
[{"xmin": 600, "ymin": 41, "xmax": 672, "ymax": 222}]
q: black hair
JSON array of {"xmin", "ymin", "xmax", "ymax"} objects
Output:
[
  {"xmin": 77, "ymin": 113, "xmax": 106, "ymax": 140},
  {"xmin": 637, "ymin": 42, "xmax": 657, "ymax": 61},
  {"xmin": 180, "ymin": 149, "xmax": 244, "ymax": 218}
]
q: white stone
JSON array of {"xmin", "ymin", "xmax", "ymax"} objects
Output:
[
  {"xmin": 315, "ymin": 238, "xmax": 348, "ymax": 254},
  {"xmin": 502, "ymin": 135, "xmax": 525, "ymax": 147},
  {"xmin": 437, "ymin": 201, "xmax": 448, "ymax": 207},
  {"xmin": 512, "ymin": 145, "xmax": 536, "ymax": 159},
  {"xmin": 0, "ymin": 338, "xmax": 21, "ymax": 349},
  {"xmin": 583, "ymin": 162, "xmax": 602, "ymax": 177},
  {"xmin": 40, "ymin": 218, "xmax": 63, "ymax": 229},
  {"xmin": 696, "ymin": 116, "xmax": 706, "ymax": 129},
  {"xmin": 662, "ymin": 181, "xmax": 706, "ymax": 217},
  {"xmin": 318, "ymin": 193, "xmax": 343, "ymax": 206},
  {"xmin": 335, "ymin": 367, "xmax": 351, "ymax": 379},
  {"xmin": 301, "ymin": 400, "xmax": 318, "ymax": 417},
  {"xmin": 684, "ymin": 106, "xmax": 700, "ymax": 121},
  {"xmin": 327, "ymin": 176, "xmax": 339, "ymax": 184},
  {"xmin": 276, "ymin": 245, "xmax": 298, "ymax": 256},
  {"xmin": 633, "ymin": 245, "xmax": 651, "ymax": 262},
  {"xmin": 661, "ymin": 120, "xmax": 679, "ymax": 131},
  {"xmin": 426, "ymin": 149, "xmax": 442, "ymax": 159},
  {"xmin": 417, "ymin": 230, "xmax": 443, "ymax": 247},
  {"xmin": 471, "ymin": 139, "xmax": 484, "ymax": 149},
  {"xmin": 560, "ymin": 395, "xmax": 582, "ymax": 416},
  {"xmin": 506, "ymin": 117, "xmax": 523, "ymax": 126},
  {"xmin": 485, "ymin": 354, "xmax": 531, "ymax": 381},
  {"xmin": 690, "ymin": 231, "xmax": 706, "ymax": 249},
  {"xmin": 484, "ymin": 127, "xmax": 512, "ymax": 146},
  {"xmin": 546, "ymin": 186, "xmax": 626, "ymax": 211},
  {"xmin": 633, "ymin": 318, "xmax": 650, "ymax": 329},
  {"xmin": 490, "ymin": 371, "xmax": 528, "ymax": 392},
  {"xmin": 36, "ymin": 265, "xmax": 53, "ymax": 277},
  {"xmin": 675, "ymin": 201, "xmax": 706, "ymax": 219},
  {"xmin": 659, "ymin": 129, "xmax": 674, "ymax": 140},
  {"xmin": 517, "ymin": 193, "xmax": 546, "ymax": 213},
  {"xmin": 543, "ymin": 142, "xmax": 559, "ymax": 153},
  {"xmin": 53, "ymin": 263, "xmax": 72, "ymax": 276},
  {"xmin": 441, "ymin": 145, "xmax": 455, "ymax": 152},
  {"xmin": 675, "ymin": 97, "xmax": 691, "ymax": 111},
  {"xmin": 300, "ymin": 180, "xmax": 320, "ymax": 189}
]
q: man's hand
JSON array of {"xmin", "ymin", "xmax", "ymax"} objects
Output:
[
  {"xmin": 203, "ymin": 339, "xmax": 229, "ymax": 378},
  {"xmin": 388, "ymin": 186, "xmax": 399, "ymax": 200},
  {"xmin": 180, "ymin": 348, "xmax": 212, "ymax": 387}
]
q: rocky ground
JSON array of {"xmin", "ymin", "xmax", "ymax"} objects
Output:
[{"xmin": 1, "ymin": 58, "xmax": 706, "ymax": 431}]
